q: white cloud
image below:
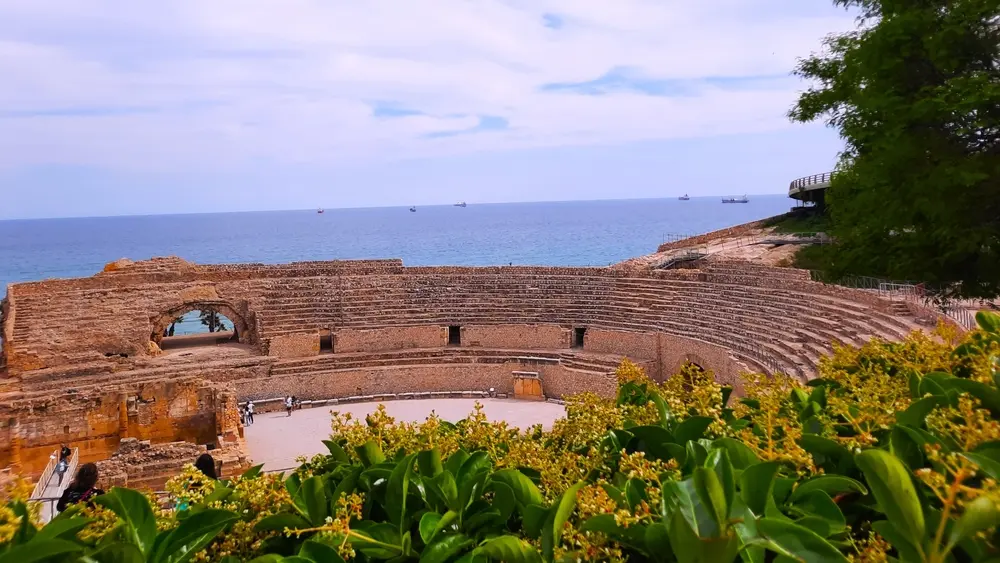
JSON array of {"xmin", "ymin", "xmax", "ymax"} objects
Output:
[{"xmin": 0, "ymin": 0, "xmax": 855, "ymax": 171}]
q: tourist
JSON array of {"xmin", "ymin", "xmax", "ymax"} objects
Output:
[
  {"xmin": 56, "ymin": 463, "xmax": 104, "ymax": 513},
  {"xmin": 246, "ymin": 401, "xmax": 254, "ymax": 425},
  {"xmin": 194, "ymin": 453, "xmax": 218, "ymax": 480},
  {"xmin": 285, "ymin": 396, "xmax": 293, "ymax": 416},
  {"xmin": 54, "ymin": 443, "xmax": 71, "ymax": 485}
]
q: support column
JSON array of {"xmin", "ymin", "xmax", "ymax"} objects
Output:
[{"xmin": 118, "ymin": 398, "xmax": 130, "ymax": 439}]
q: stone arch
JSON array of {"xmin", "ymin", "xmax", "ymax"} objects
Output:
[{"xmin": 150, "ymin": 300, "xmax": 256, "ymax": 348}]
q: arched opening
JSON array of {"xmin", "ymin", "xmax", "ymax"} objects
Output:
[{"xmin": 150, "ymin": 302, "xmax": 253, "ymax": 354}]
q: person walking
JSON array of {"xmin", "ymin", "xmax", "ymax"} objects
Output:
[
  {"xmin": 55, "ymin": 444, "xmax": 72, "ymax": 485},
  {"xmin": 57, "ymin": 463, "xmax": 104, "ymax": 513},
  {"xmin": 246, "ymin": 401, "xmax": 254, "ymax": 425},
  {"xmin": 285, "ymin": 396, "xmax": 293, "ymax": 417}
]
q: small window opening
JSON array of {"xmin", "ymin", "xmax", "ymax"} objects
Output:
[
  {"xmin": 319, "ymin": 334, "xmax": 333, "ymax": 353},
  {"xmin": 572, "ymin": 327, "xmax": 587, "ymax": 348},
  {"xmin": 448, "ymin": 325, "xmax": 462, "ymax": 346}
]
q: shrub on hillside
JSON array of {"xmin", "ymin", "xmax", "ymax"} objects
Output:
[{"xmin": 2, "ymin": 312, "xmax": 1000, "ymax": 562}]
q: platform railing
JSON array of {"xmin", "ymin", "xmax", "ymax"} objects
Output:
[
  {"xmin": 30, "ymin": 449, "xmax": 60, "ymax": 499},
  {"xmin": 789, "ymin": 172, "xmax": 834, "ymax": 194}
]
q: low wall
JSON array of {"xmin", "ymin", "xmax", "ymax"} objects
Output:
[
  {"xmin": 656, "ymin": 218, "xmax": 771, "ymax": 252},
  {"xmin": 335, "ymin": 326, "xmax": 445, "ymax": 353},
  {"xmin": 461, "ymin": 324, "xmax": 569, "ymax": 349},
  {"xmin": 268, "ymin": 333, "xmax": 319, "ymax": 357}
]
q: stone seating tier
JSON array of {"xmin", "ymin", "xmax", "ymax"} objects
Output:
[{"xmin": 4, "ymin": 261, "xmax": 937, "ymax": 384}]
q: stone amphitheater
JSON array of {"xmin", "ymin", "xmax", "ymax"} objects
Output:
[{"xmin": 0, "ymin": 242, "xmax": 951, "ymax": 483}]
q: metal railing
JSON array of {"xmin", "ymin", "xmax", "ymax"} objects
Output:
[
  {"xmin": 789, "ymin": 172, "xmax": 834, "ymax": 194},
  {"xmin": 808, "ymin": 270, "xmax": 985, "ymax": 330},
  {"xmin": 30, "ymin": 449, "xmax": 60, "ymax": 499}
]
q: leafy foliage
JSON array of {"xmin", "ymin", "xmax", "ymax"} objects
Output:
[
  {"xmin": 790, "ymin": 0, "xmax": 1000, "ymax": 298},
  {"xmin": 4, "ymin": 313, "xmax": 1000, "ymax": 561}
]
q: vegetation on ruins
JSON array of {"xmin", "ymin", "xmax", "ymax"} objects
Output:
[
  {"xmin": 790, "ymin": 0, "xmax": 1000, "ymax": 299},
  {"xmin": 2, "ymin": 312, "xmax": 1000, "ymax": 562}
]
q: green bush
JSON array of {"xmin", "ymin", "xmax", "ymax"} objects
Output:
[{"xmin": 2, "ymin": 312, "xmax": 999, "ymax": 562}]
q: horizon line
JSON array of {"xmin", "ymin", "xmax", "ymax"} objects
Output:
[{"xmin": 0, "ymin": 192, "xmax": 789, "ymax": 222}]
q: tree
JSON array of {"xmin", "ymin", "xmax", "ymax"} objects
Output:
[
  {"xmin": 790, "ymin": 0, "xmax": 1000, "ymax": 299},
  {"xmin": 199, "ymin": 310, "xmax": 229, "ymax": 333}
]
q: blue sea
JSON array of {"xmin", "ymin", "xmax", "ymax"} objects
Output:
[{"xmin": 0, "ymin": 196, "xmax": 791, "ymax": 296}]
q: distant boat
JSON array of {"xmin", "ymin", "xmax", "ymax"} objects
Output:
[
  {"xmin": 454, "ymin": 201, "xmax": 467, "ymax": 207},
  {"xmin": 409, "ymin": 206, "xmax": 417, "ymax": 212},
  {"xmin": 679, "ymin": 194, "xmax": 690, "ymax": 201},
  {"xmin": 722, "ymin": 195, "xmax": 749, "ymax": 203},
  {"xmin": 317, "ymin": 208, "xmax": 324, "ymax": 214}
]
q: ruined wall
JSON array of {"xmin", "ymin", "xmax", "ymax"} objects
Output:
[
  {"xmin": 460, "ymin": 324, "xmax": 569, "ymax": 349},
  {"xmin": 335, "ymin": 326, "xmax": 446, "ymax": 353},
  {"xmin": 97, "ymin": 438, "xmax": 249, "ymax": 491},
  {"xmin": 0, "ymin": 380, "xmax": 232, "ymax": 477},
  {"xmin": 267, "ymin": 334, "xmax": 319, "ymax": 357}
]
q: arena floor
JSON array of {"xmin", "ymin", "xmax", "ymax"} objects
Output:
[{"xmin": 243, "ymin": 398, "xmax": 567, "ymax": 471}]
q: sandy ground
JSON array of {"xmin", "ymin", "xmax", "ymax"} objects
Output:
[{"xmin": 243, "ymin": 398, "xmax": 566, "ymax": 471}]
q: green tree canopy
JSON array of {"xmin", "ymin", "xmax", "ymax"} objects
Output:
[{"xmin": 791, "ymin": 0, "xmax": 1000, "ymax": 298}]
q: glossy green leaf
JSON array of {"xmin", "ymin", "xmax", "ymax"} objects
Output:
[
  {"xmin": 977, "ymin": 311, "xmax": 1000, "ymax": 333},
  {"xmin": 95, "ymin": 487, "xmax": 158, "ymax": 556},
  {"xmin": 474, "ymin": 536, "xmax": 542, "ymax": 563},
  {"xmin": 739, "ymin": 461, "xmax": 779, "ymax": 516},
  {"xmin": 418, "ymin": 449, "xmax": 444, "ymax": 477},
  {"xmin": 356, "ymin": 441, "xmax": 386, "ymax": 467},
  {"xmin": 946, "ymin": 495, "xmax": 1000, "ymax": 553},
  {"xmin": 890, "ymin": 426, "xmax": 925, "ymax": 469},
  {"xmin": 152, "ymin": 508, "xmax": 240, "ymax": 563},
  {"xmin": 788, "ymin": 475, "xmax": 868, "ymax": 502},
  {"xmin": 299, "ymin": 540, "xmax": 347, "ymax": 563},
  {"xmin": 419, "ymin": 534, "xmax": 475, "ymax": 563},
  {"xmin": 322, "ymin": 441, "xmax": 350, "ymax": 464},
  {"xmin": 489, "ymin": 481, "xmax": 516, "ymax": 522},
  {"xmin": 444, "ymin": 450, "xmax": 470, "ymax": 476},
  {"xmin": 386, "ymin": 453, "xmax": 417, "ymax": 529},
  {"xmin": 705, "ymin": 448, "xmax": 735, "ymax": 510},
  {"xmin": 521, "ymin": 504, "xmax": 548, "ymax": 539},
  {"xmin": 711, "ymin": 437, "xmax": 760, "ymax": 470},
  {"xmin": 651, "ymin": 393, "xmax": 673, "ymax": 427},
  {"xmin": 674, "ymin": 416, "xmax": 714, "ymax": 445},
  {"xmin": 644, "ymin": 522, "xmax": 672, "ymax": 562},
  {"xmin": 693, "ymin": 466, "xmax": 728, "ymax": 534},
  {"xmin": 756, "ymin": 517, "xmax": 849, "ymax": 562},
  {"xmin": 0, "ymin": 539, "xmax": 83, "ymax": 563},
  {"xmin": 351, "ymin": 522, "xmax": 403, "ymax": 559},
  {"xmin": 855, "ymin": 449, "xmax": 925, "ymax": 553},
  {"xmin": 431, "ymin": 472, "xmax": 460, "ymax": 513},
  {"xmin": 549, "ymin": 481, "xmax": 586, "ymax": 553},
  {"xmin": 961, "ymin": 452, "xmax": 1000, "ymax": 480},
  {"xmin": 298, "ymin": 475, "xmax": 329, "ymax": 526},
  {"xmin": 492, "ymin": 469, "xmax": 544, "ymax": 509},
  {"xmin": 896, "ymin": 396, "xmax": 944, "ymax": 427},
  {"xmin": 31, "ymin": 517, "xmax": 91, "ymax": 541},
  {"xmin": 254, "ymin": 512, "xmax": 311, "ymax": 532}
]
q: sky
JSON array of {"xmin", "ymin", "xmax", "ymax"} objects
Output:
[{"xmin": 0, "ymin": 1, "xmax": 855, "ymax": 219}]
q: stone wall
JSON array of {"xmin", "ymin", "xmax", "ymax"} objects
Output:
[
  {"xmin": 0, "ymin": 380, "xmax": 238, "ymax": 477},
  {"xmin": 460, "ymin": 324, "xmax": 570, "ymax": 349},
  {"xmin": 335, "ymin": 326, "xmax": 446, "ymax": 353},
  {"xmin": 97, "ymin": 438, "xmax": 249, "ymax": 491},
  {"xmin": 267, "ymin": 333, "xmax": 319, "ymax": 357}
]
